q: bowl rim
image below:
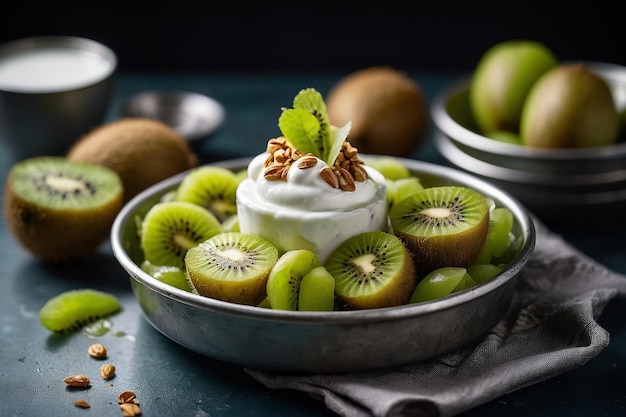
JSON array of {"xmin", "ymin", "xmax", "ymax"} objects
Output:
[
  {"xmin": 431, "ymin": 61, "xmax": 626, "ymax": 162},
  {"xmin": 434, "ymin": 131, "xmax": 626, "ymax": 188},
  {"xmin": 111, "ymin": 156, "xmax": 536, "ymax": 324}
]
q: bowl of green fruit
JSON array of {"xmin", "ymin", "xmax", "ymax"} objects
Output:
[
  {"xmin": 431, "ymin": 40, "xmax": 626, "ymax": 222},
  {"xmin": 112, "ymin": 155, "xmax": 534, "ymax": 373},
  {"xmin": 111, "ymin": 88, "xmax": 535, "ymax": 373}
]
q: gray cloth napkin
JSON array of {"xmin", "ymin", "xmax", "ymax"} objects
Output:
[{"xmin": 246, "ymin": 219, "xmax": 626, "ymax": 417}]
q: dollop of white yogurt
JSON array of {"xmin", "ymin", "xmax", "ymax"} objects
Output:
[{"xmin": 237, "ymin": 153, "xmax": 388, "ymax": 263}]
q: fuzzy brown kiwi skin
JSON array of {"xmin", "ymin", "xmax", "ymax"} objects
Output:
[
  {"xmin": 3, "ymin": 174, "xmax": 123, "ymax": 263},
  {"xmin": 67, "ymin": 118, "xmax": 198, "ymax": 202},
  {"xmin": 326, "ymin": 66, "xmax": 428, "ymax": 157}
]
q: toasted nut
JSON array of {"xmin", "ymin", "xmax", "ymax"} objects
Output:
[
  {"xmin": 120, "ymin": 402, "xmax": 142, "ymax": 416},
  {"xmin": 351, "ymin": 163, "xmax": 369, "ymax": 182},
  {"xmin": 263, "ymin": 165, "xmax": 285, "ymax": 180},
  {"xmin": 118, "ymin": 391, "xmax": 137, "ymax": 404},
  {"xmin": 320, "ymin": 167, "xmax": 339, "ymax": 188},
  {"xmin": 64, "ymin": 374, "xmax": 90, "ymax": 387},
  {"xmin": 74, "ymin": 399, "xmax": 91, "ymax": 409},
  {"xmin": 100, "ymin": 363, "xmax": 116, "ymax": 380},
  {"xmin": 296, "ymin": 154, "xmax": 318, "ymax": 169},
  {"xmin": 335, "ymin": 168, "xmax": 356, "ymax": 191},
  {"xmin": 88, "ymin": 343, "xmax": 107, "ymax": 359}
]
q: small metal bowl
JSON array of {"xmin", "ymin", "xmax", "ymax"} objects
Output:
[
  {"xmin": 111, "ymin": 157, "xmax": 535, "ymax": 373},
  {"xmin": 431, "ymin": 61, "xmax": 626, "ymax": 176},
  {"xmin": 0, "ymin": 36, "xmax": 116, "ymax": 158},
  {"xmin": 120, "ymin": 90, "xmax": 225, "ymax": 141},
  {"xmin": 431, "ymin": 62, "xmax": 626, "ymax": 222}
]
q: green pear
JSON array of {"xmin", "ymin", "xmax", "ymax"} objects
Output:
[
  {"xmin": 469, "ymin": 40, "xmax": 558, "ymax": 134},
  {"xmin": 520, "ymin": 64, "xmax": 619, "ymax": 148}
]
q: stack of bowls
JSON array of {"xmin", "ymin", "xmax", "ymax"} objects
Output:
[{"xmin": 431, "ymin": 61, "xmax": 626, "ymax": 224}]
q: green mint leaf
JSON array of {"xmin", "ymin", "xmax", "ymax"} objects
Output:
[
  {"xmin": 292, "ymin": 88, "xmax": 332, "ymax": 159},
  {"xmin": 325, "ymin": 121, "xmax": 352, "ymax": 167},
  {"xmin": 278, "ymin": 108, "xmax": 321, "ymax": 155},
  {"xmin": 278, "ymin": 87, "xmax": 348, "ymax": 167}
]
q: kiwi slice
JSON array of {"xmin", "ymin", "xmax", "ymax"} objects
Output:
[
  {"xmin": 3, "ymin": 156, "xmax": 124, "ymax": 262},
  {"xmin": 475, "ymin": 207, "xmax": 515, "ymax": 264},
  {"xmin": 298, "ymin": 266, "xmax": 336, "ymax": 312},
  {"xmin": 39, "ymin": 289, "xmax": 121, "ymax": 333},
  {"xmin": 140, "ymin": 260, "xmax": 194, "ymax": 291},
  {"xmin": 266, "ymin": 249, "xmax": 320, "ymax": 311},
  {"xmin": 175, "ymin": 166, "xmax": 240, "ymax": 222},
  {"xmin": 140, "ymin": 201, "xmax": 223, "ymax": 269},
  {"xmin": 185, "ymin": 232, "xmax": 279, "ymax": 305},
  {"xmin": 468, "ymin": 264, "xmax": 503, "ymax": 284},
  {"xmin": 389, "ymin": 186, "xmax": 489, "ymax": 276},
  {"xmin": 387, "ymin": 176, "xmax": 424, "ymax": 209},
  {"xmin": 409, "ymin": 267, "xmax": 471, "ymax": 303},
  {"xmin": 325, "ymin": 231, "xmax": 416, "ymax": 310},
  {"xmin": 364, "ymin": 156, "xmax": 411, "ymax": 180}
]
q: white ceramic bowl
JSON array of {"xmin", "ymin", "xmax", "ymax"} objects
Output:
[{"xmin": 111, "ymin": 157, "xmax": 535, "ymax": 373}]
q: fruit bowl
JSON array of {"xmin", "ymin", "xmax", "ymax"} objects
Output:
[
  {"xmin": 431, "ymin": 61, "xmax": 626, "ymax": 222},
  {"xmin": 111, "ymin": 157, "xmax": 535, "ymax": 373}
]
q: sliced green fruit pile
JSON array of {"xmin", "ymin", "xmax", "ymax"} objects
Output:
[{"xmin": 131, "ymin": 89, "xmax": 522, "ymax": 311}]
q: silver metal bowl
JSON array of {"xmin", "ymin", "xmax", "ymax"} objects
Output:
[
  {"xmin": 111, "ymin": 157, "xmax": 535, "ymax": 373},
  {"xmin": 431, "ymin": 61, "xmax": 626, "ymax": 176},
  {"xmin": 0, "ymin": 36, "xmax": 116, "ymax": 158},
  {"xmin": 431, "ymin": 62, "xmax": 626, "ymax": 222},
  {"xmin": 120, "ymin": 90, "xmax": 225, "ymax": 140}
]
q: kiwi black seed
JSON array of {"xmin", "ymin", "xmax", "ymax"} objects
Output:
[
  {"xmin": 389, "ymin": 186, "xmax": 489, "ymax": 276},
  {"xmin": 3, "ymin": 156, "xmax": 124, "ymax": 262},
  {"xmin": 39, "ymin": 289, "xmax": 122, "ymax": 333},
  {"xmin": 325, "ymin": 230, "xmax": 416, "ymax": 310},
  {"xmin": 140, "ymin": 201, "xmax": 223, "ymax": 270},
  {"xmin": 175, "ymin": 166, "xmax": 240, "ymax": 222},
  {"xmin": 185, "ymin": 232, "xmax": 279, "ymax": 306}
]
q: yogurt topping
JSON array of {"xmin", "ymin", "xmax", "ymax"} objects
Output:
[
  {"xmin": 245, "ymin": 152, "xmax": 386, "ymax": 212},
  {"xmin": 237, "ymin": 152, "xmax": 389, "ymax": 263}
]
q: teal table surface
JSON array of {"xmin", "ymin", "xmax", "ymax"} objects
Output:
[{"xmin": 1, "ymin": 71, "xmax": 625, "ymax": 417}]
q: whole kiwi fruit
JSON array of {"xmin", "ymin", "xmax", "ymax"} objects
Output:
[
  {"xmin": 520, "ymin": 63, "xmax": 619, "ymax": 148},
  {"xmin": 326, "ymin": 66, "xmax": 428, "ymax": 156},
  {"xmin": 469, "ymin": 40, "xmax": 558, "ymax": 134},
  {"xmin": 67, "ymin": 118, "xmax": 198, "ymax": 201}
]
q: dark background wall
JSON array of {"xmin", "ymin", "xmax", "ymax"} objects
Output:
[{"xmin": 1, "ymin": 1, "xmax": 625, "ymax": 74}]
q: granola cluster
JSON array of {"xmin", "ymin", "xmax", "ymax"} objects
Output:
[{"xmin": 262, "ymin": 136, "xmax": 368, "ymax": 192}]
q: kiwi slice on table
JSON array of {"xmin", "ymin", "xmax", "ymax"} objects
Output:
[
  {"xmin": 389, "ymin": 186, "xmax": 489, "ymax": 276},
  {"xmin": 265, "ymin": 249, "xmax": 321, "ymax": 311},
  {"xmin": 39, "ymin": 289, "xmax": 121, "ymax": 333},
  {"xmin": 3, "ymin": 156, "xmax": 124, "ymax": 262},
  {"xmin": 325, "ymin": 231, "xmax": 416, "ymax": 310},
  {"xmin": 175, "ymin": 166, "xmax": 241, "ymax": 222},
  {"xmin": 185, "ymin": 232, "xmax": 279, "ymax": 305},
  {"xmin": 140, "ymin": 201, "xmax": 223, "ymax": 269}
]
